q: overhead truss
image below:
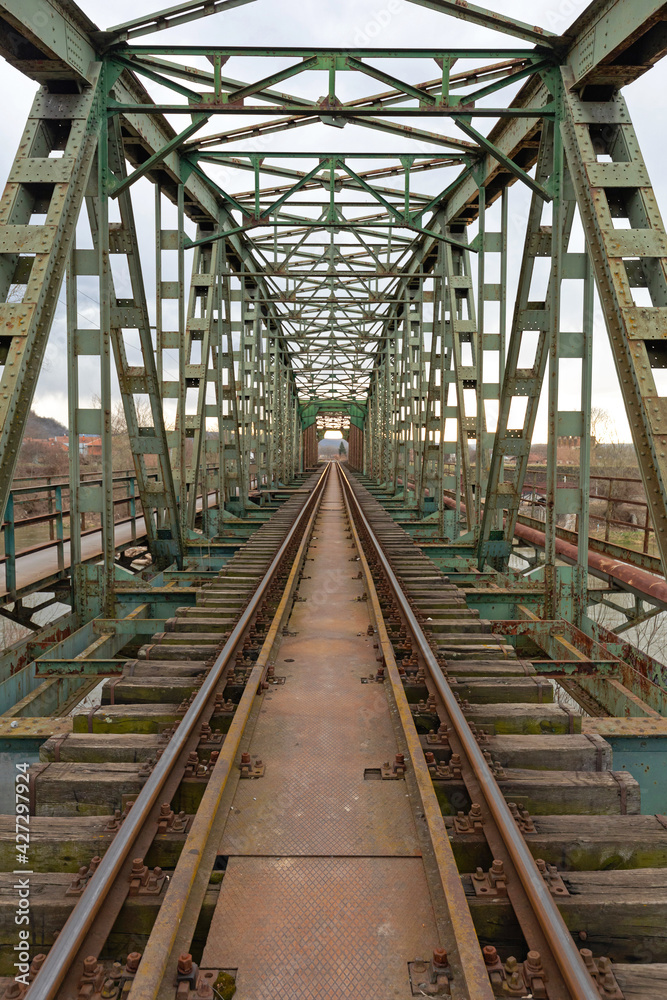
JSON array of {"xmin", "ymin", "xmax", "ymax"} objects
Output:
[{"xmin": 0, "ymin": 0, "xmax": 666, "ymax": 617}]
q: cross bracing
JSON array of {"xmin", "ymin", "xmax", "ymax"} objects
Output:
[{"xmin": 0, "ymin": 0, "xmax": 666, "ymax": 620}]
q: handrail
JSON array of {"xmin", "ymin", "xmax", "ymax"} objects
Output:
[{"xmin": 0, "ymin": 469, "xmax": 222, "ymax": 602}]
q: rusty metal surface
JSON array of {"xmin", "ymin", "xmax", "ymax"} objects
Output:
[
  {"xmin": 207, "ymin": 471, "xmax": 436, "ymax": 998},
  {"xmin": 202, "ymin": 856, "xmax": 437, "ymax": 999},
  {"xmin": 584, "ymin": 717, "xmax": 667, "ymax": 737},
  {"xmin": 220, "ymin": 478, "xmax": 421, "ymax": 857},
  {"xmin": 219, "ymin": 642, "xmax": 420, "ymax": 855},
  {"xmin": 344, "ymin": 470, "xmax": 600, "ymax": 1000}
]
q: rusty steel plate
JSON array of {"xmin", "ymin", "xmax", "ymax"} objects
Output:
[
  {"xmin": 208, "ymin": 477, "xmax": 439, "ymax": 998},
  {"xmin": 219, "ymin": 635, "xmax": 421, "ymax": 856},
  {"xmin": 219, "ymin": 492, "xmax": 421, "ymax": 857},
  {"xmin": 202, "ymin": 856, "xmax": 439, "ymax": 999}
]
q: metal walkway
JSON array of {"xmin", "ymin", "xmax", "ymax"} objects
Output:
[{"xmin": 202, "ymin": 470, "xmax": 439, "ymax": 997}]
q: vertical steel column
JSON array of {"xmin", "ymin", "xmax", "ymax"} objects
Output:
[
  {"xmin": 97, "ymin": 109, "xmax": 115, "ymax": 616},
  {"xmin": 383, "ymin": 322, "xmax": 398, "ymax": 489},
  {"xmin": 174, "ymin": 230, "xmax": 220, "ymax": 530},
  {"xmin": 90, "ymin": 118, "xmax": 183, "ymax": 567},
  {"xmin": 419, "ymin": 234, "xmax": 447, "ymax": 523},
  {"xmin": 475, "ymin": 176, "xmax": 486, "ymax": 531},
  {"xmin": 443, "ymin": 236, "xmax": 479, "ymax": 530},
  {"xmin": 479, "ymin": 123, "xmax": 574, "ymax": 569},
  {"xmin": 562, "ymin": 70, "xmax": 667, "ymax": 578},
  {"xmin": 176, "ymin": 184, "xmax": 187, "ymax": 535},
  {"xmin": 219, "ymin": 247, "xmax": 244, "ymax": 509},
  {"xmin": 66, "ymin": 246, "xmax": 82, "ymax": 613},
  {"xmin": 545, "ymin": 99, "xmax": 565, "ymax": 617},
  {"xmin": 0, "ymin": 71, "xmax": 99, "ymax": 525}
]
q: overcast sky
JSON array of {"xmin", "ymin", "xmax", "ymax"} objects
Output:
[{"xmin": 1, "ymin": 0, "xmax": 665, "ymax": 442}]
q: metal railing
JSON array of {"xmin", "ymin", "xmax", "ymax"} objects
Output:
[
  {"xmin": 0, "ymin": 467, "xmax": 221, "ymax": 600},
  {"xmin": 520, "ymin": 470, "xmax": 655, "ymax": 557}
]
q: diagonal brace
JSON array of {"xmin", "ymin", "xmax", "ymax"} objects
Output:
[
  {"xmin": 455, "ymin": 117, "xmax": 551, "ymax": 200},
  {"xmin": 402, "ymin": 0, "xmax": 560, "ymax": 46},
  {"xmin": 109, "ymin": 115, "xmax": 211, "ymax": 198}
]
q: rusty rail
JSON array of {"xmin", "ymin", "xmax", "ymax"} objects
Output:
[
  {"xmin": 340, "ymin": 465, "xmax": 600, "ymax": 1000},
  {"xmin": 25, "ymin": 465, "xmax": 330, "ymax": 1000}
]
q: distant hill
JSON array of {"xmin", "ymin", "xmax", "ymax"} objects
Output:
[
  {"xmin": 319, "ymin": 439, "xmax": 346, "ymax": 457},
  {"xmin": 25, "ymin": 410, "xmax": 68, "ymax": 440}
]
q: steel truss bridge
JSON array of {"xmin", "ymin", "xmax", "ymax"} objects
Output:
[
  {"xmin": 2, "ymin": 2, "xmax": 667, "ymax": 997},
  {"xmin": 0, "ymin": 0, "xmax": 665, "ymax": 714}
]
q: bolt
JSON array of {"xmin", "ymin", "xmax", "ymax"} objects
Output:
[
  {"xmin": 131, "ymin": 858, "xmax": 145, "ymax": 875},
  {"xmin": 125, "ymin": 953, "xmax": 141, "ymax": 974},
  {"xmin": 524, "ymin": 951, "xmax": 543, "ymax": 975},
  {"xmin": 196, "ymin": 976, "xmax": 213, "ymax": 999},
  {"xmin": 579, "ymin": 949, "xmax": 596, "ymax": 972},
  {"xmin": 106, "ymin": 809, "xmax": 122, "ymax": 829},
  {"xmin": 601, "ymin": 972, "xmax": 619, "ymax": 996},
  {"xmin": 177, "ymin": 955, "xmax": 193, "ymax": 975},
  {"xmin": 491, "ymin": 859, "xmax": 505, "ymax": 877},
  {"xmin": 483, "ymin": 945, "xmax": 498, "ymax": 966},
  {"xmin": 470, "ymin": 803, "xmax": 482, "ymax": 820},
  {"xmin": 432, "ymin": 948, "xmax": 448, "ymax": 969},
  {"xmin": 82, "ymin": 957, "xmax": 99, "ymax": 976},
  {"xmin": 240, "ymin": 752, "xmax": 251, "ymax": 766}
]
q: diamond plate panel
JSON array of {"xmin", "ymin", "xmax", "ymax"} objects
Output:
[
  {"xmin": 202, "ymin": 856, "xmax": 439, "ymax": 999},
  {"xmin": 219, "ymin": 486, "xmax": 421, "ymax": 857},
  {"xmin": 207, "ymin": 477, "xmax": 439, "ymax": 999}
]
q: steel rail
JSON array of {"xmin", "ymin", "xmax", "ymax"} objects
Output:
[
  {"xmin": 339, "ymin": 466, "xmax": 600, "ymax": 1000},
  {"xmin": 129, "ymin": 463, "xmax": 330, "ymax": 1000},
  {"xmin": 26, "ymin": 466, "xmax": 330, "ymax": 1000},
  {"xmin": 336, "ymin": 464, "xmax": 494, "ymax": 999}
]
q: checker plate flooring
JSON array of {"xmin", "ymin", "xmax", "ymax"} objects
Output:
[
  {"xmin": 206, "ymin": 474, "xmax": 439, "ymax": 998},
  {"xmin": 202, "ymin": 856, "xmax": 439, "ymax": 999}
]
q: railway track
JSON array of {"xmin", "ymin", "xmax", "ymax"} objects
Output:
[{"xmin": 3, "ymin": 463, "xmax": 667, "ymax": 999}]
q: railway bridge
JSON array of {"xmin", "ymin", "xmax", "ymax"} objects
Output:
[{"xmin": 1, "ymin": 1, "xmax": 667, "ymax": 997}]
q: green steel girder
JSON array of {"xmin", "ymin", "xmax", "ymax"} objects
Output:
[
  {"xmin": 561, "ymin": 72, "xmax": 667, "ymax": 576},
  {"xmin": 0, "ymin": 67, "xmax": 101, "ymax": 527},
  {"xmin": 0, "ymin": 0, "xmax": 667, "ymax": 620}
]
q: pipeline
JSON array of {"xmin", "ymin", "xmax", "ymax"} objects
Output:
[{"xmin": 441, "ymin": 496, "xmax": 667, "ymax": 608}]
